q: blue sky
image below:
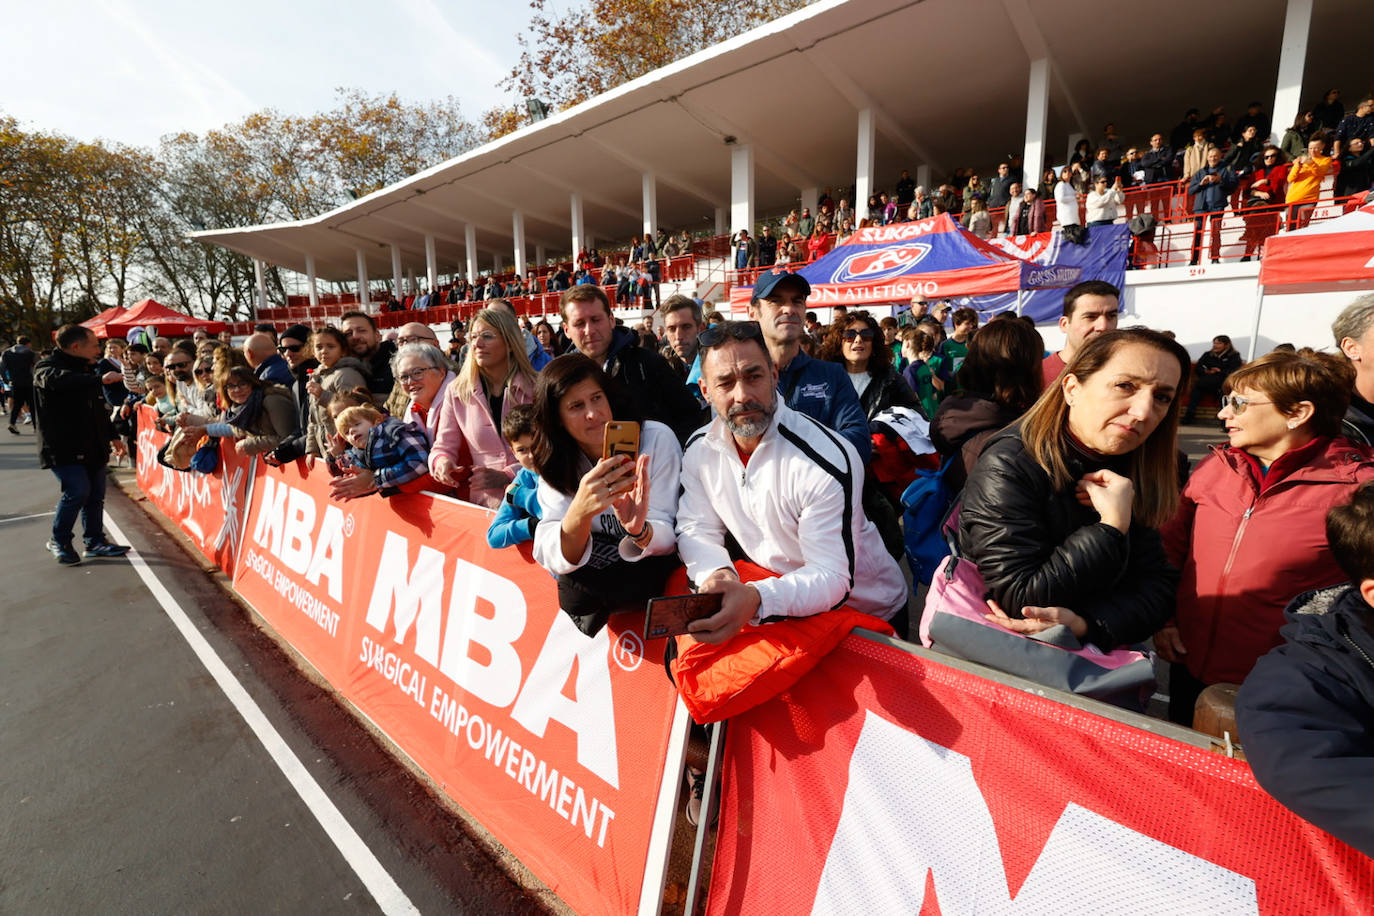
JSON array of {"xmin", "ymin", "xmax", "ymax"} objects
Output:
[{"xmin": 4, "ymin": 0, "xmax": 538, "ymax": 148}]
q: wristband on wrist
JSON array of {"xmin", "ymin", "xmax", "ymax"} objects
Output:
[{"xmin": 625, "ymin": 521, "xmax": 649, "ymax": 540}]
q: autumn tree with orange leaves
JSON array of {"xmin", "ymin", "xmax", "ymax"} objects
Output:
[{"xmin": 485, "ymin": 0, "xmax": 805, "ymax": 137}]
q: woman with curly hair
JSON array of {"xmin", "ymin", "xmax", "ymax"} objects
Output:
[{"xmin": 819, "ymin": 310, "xmax": 919, "ymax": 420}]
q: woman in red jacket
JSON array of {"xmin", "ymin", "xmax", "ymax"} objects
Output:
[
  {"xmin": 1239, "ymin": 147, "xmax": 1288, "ymax": 261},
  {"xmin": 1158, "ymin": 348, "xmax": 1374, "ymax": 725}
]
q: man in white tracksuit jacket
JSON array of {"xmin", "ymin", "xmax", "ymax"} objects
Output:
[{"xmin": 675, "ymin": 321, "xmax": 908, "ymax": 644}]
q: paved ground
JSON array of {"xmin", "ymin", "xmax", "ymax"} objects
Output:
[{"xmin": 0, "ymin": 426, "xmax": 540, "ymax": 915}]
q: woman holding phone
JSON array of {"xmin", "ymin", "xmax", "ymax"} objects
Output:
[{"xmin": 531, "ymin": 353, "xmax": 682, "ymax": 636}]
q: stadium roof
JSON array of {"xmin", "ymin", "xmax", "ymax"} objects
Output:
[{"xmin": 192, "ymin": 0, "xmax": 1369, "ymax": 282}]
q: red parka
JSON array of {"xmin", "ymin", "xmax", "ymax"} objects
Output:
[{"xmin": 1162, "ymin": 436, "xmax": 1374, "ymax": 685}]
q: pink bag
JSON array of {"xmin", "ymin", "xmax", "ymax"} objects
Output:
[{"xmin": 920, "ymin": 553, "xmax": 1156, "ymax": 710}]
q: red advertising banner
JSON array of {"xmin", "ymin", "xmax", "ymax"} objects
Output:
[
  {"xmin": 708, "ymin": 635, "xmax": 1373, "ymax": 915},
  {"xmin": 133, "ymin": 405, "xmax": 253, "ymax": 571},
  {"xmin": 230, "ymin": 458, "xmax": 684, "ymax": 916}
]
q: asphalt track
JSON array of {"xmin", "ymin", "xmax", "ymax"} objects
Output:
[{"xmin": 0, "ymin": 426, "xmax": 542, "ymax": 914}]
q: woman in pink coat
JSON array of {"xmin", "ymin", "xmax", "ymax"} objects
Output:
[{"xmin": 429, "ymin": 307, "xmax": 537, "ymax": 508}]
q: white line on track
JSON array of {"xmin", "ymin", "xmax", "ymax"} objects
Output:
[
  {"xmin": 0, "ymin": 511, "xmax": 55, "ymax": 525},
  {"xmin": 104, "ymin": 516, "xmax": 420, "ymax": 916}
]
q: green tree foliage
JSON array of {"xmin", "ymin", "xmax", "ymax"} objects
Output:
[{"xmin": 0, "ymin": 91, "xmax": 480, "ymax": 340}]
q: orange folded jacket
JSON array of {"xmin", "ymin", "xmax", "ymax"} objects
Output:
[{"xmin": 665, "ymin": 563, "xmax": 895, "ymax": 723}]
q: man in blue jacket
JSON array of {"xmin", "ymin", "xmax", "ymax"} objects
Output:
[
  {"xmin": 746, "ymin": 269, "xmax": 869, "ymax": 462},
  {"xmin": 1187, "ymin": 147, "xmax": 1236, "ymax": 265}
]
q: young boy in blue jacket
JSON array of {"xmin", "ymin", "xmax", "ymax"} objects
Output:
[
  {"xmin": 1236, "ymin": 482, "xmax": 1374, "ymax": 857},
  {"xmin": 486, "ymin": 405, "xmax": 543, "ymax": 549}
]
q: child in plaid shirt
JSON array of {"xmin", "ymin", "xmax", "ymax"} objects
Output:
[{"xmin": 335, "ymin": 403, "xmax": 430, "ymax": 498}]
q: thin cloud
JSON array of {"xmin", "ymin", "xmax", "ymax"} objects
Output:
[{"xmin": 97, "ymin": 0, "xmax": 259, "ymax": 125}]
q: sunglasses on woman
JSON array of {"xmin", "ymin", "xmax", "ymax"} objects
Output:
[
  {"xmin": 1220, "ymin": 394, "xmax": 1272, "ymax": 414},
  {"xmin": 842, "ymin": 328, "xmax": 875, "ymax": 341}
]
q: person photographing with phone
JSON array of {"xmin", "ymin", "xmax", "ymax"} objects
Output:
[{"xmin": 530, "ymin": 354, "xmax": 683, "ymax": 637}]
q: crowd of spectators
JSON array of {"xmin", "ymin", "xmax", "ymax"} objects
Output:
[
  {"xmin": 19, "ymin": 144, "xmax": 1374, "ymax": 849},
  {"xmin": 718, "ymin": 92, "xmax": 1372, "ymax": 272}
]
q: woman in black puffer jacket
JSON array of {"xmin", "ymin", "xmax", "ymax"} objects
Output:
[{"xmin": 959, "ymin": 328, "xmax": 1188, "ymax": 651}]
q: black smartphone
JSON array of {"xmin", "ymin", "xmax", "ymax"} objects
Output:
[{"xmin": 644, "ymin": 593, "xmax": 723, "ymax": 640}]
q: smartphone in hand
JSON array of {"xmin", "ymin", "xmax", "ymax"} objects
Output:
[
  {"xmin": 602, "ymin": 420, "xmax": 640, "ymax": 462},
  {"xmin": 644, "ymin": 593, "xmax": 724, "ymax": 639}
]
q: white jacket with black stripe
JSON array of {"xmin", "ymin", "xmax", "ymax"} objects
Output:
[{"xmin": 676, "ymin": 401, "xmax": 907, "ymax": 621}]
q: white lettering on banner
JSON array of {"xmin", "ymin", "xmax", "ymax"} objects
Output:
[
  {"xmin": 359, "ymin": 636, "xmax": 427, "ymax": 705},
  {"xmin": 366, "ymin": 532, "xmax": 445, "ymax": 663},
  {"xmin": 809, "ymin": 711, "xmax": 1259, "ymax": 915},
  {"xmin": 427, "ymin": 687, "xmax": 617, "ymax": 846},
  {"xmin": 855, "ymin": 219, "xmax": 940, "ymax": 244},
  {"xmin": 249, "ymin": 476, "xmax": 344, "ymax": 601},
  {"xmin": 242, "ymin": 547, "xmax": 341, "ymax": 637},
  {"xmin": 511, "ymin": 613, "xmax": 619, "ymax": 789},
  {"xmin": 364, "ymin": 532, "xmax": 620, "ymax": 788}
]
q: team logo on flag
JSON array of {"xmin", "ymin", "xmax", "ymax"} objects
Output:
[{"xmin": 832, "ymin": 244, "xmax": 932, "ymax": 283}]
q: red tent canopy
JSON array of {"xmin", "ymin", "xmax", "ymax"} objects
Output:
[
  {"xmin": 1259, "ymin": 201, "xmax": 1374, "ymax": 288},
  {"xmin": 80, "ymin": 305, "xmax": 126, "ymax": 336},
  {"xmin": 101, "ymin": 299, "xmax": 226, "ymax": 338}
]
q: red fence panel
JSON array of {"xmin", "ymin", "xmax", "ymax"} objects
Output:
[{"xmin": 708, "ymin": 634, "xmax": 1373, "ymax": 914}]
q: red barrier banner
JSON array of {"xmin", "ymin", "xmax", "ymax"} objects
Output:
[
  {"xmin": 231, "ymin": 458, "xmax": 684, "ymax": 916},
  {"xmin": 708, "ymin": 635, "xmax": 1373, "ymax": 914},
  {"xmin": 133, "ymin": 405, "xmax": 253, "ymax": 571}
]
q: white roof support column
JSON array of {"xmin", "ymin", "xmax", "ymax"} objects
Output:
[
  {"xmin": 1271, "ymin": 0, "xmax": 1313, "ymax": 146},
  {"xmin": 1022, "ymin": 57, "xmax": 1051, "ymax": 192},
  {"xmin": 253, "ymin": 259, "xmax": 267, "ymax": 318},
  {"xmin": 406, "ymin": 268, "xmax": 416, "ymax": 296},
  {"xmin": 464, "ymin": 225, "xmax": 478, "ymax": 282},
  {"xmin": 512, "ymin": 210, "xmax": 527, "ymax": 278},
  {"xmin": 305, "ymin": 253, "xmax": 319, "ymax": 307},
  {"xmin": 642, "ymin": 173, "xmax": 658, "ymax": 240},
  {"xmin": 801, "ymin": 187, "xmax": 819, "ymax": 216},
  {"xmin": 570, "ymin": 192, "xmax": 586, "ymax": 259},
  {"xmin": 355, "ymin": 249, "xmax": 370, "ymax": 308},
  {"xmin": 715, "ymin": 207, "xmax": 727, "ymax": 236},
  {"xmin": 854, "ymin": 108, "xmax": 876, "ymax": 222},
  {"xmin": 915, "ymin": 165, "xmax": 931, "ymax": 193},
  {"xmin": 535, "ymin": 244, "xmax": 546, "ymax": 268},
  {"xmin": 391, "ymin": 244, "xmax": 404, "ymax": 298},
  {"xmin": 730, "ymin": 144, "xmax": 755, "ymax": 238},
  {"xmin": 424, "ymin": 234, "xmax": 438, "ymax": 292}
]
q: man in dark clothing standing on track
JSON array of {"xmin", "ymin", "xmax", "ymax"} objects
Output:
[
  {"xmin": 2, "ymin": 335, "xmax": 36, "ymax": 434},
  {"xmin": 32, "ymin": 325, "xmax": 129, "ymax": 565}
]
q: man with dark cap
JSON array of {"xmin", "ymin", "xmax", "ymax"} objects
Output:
[{"xmin": 746, "ymin": 268, "xmax": 869, "ymax": 461}]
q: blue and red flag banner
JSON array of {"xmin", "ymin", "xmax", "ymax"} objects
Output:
[{"xmin": 729, "ymin": 215, "xmax": 1023, "ymax": 307}]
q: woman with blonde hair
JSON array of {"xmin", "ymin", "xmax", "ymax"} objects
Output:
[
  {"xmin": 958, "ymin": 328, "xmax": 1189, "ymax": 650},
  {"xmin": 1158, "ymin": 348, "xmax": 1374, "ymax": 724},
  {"xmin": 430, "ymin": 306, "xmax": 537, "ymax": 507}
]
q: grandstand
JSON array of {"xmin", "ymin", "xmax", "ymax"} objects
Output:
[{"xmin": 191, "ymin": 0, "xmax": 1372, "ymax": 352}]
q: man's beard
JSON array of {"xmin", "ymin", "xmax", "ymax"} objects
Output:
[{"xmin": 723, "ymin": 397, "xmax": 774, "ymax": 439}]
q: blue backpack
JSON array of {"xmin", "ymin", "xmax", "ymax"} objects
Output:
[{"xmin": 900, "ymin": 457, "xmax": 955, "ymax": 586}]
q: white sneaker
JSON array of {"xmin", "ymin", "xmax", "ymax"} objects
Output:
[{"xmin": 684, "ymin": 766, "xmax": 706, "ymax": 827}]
